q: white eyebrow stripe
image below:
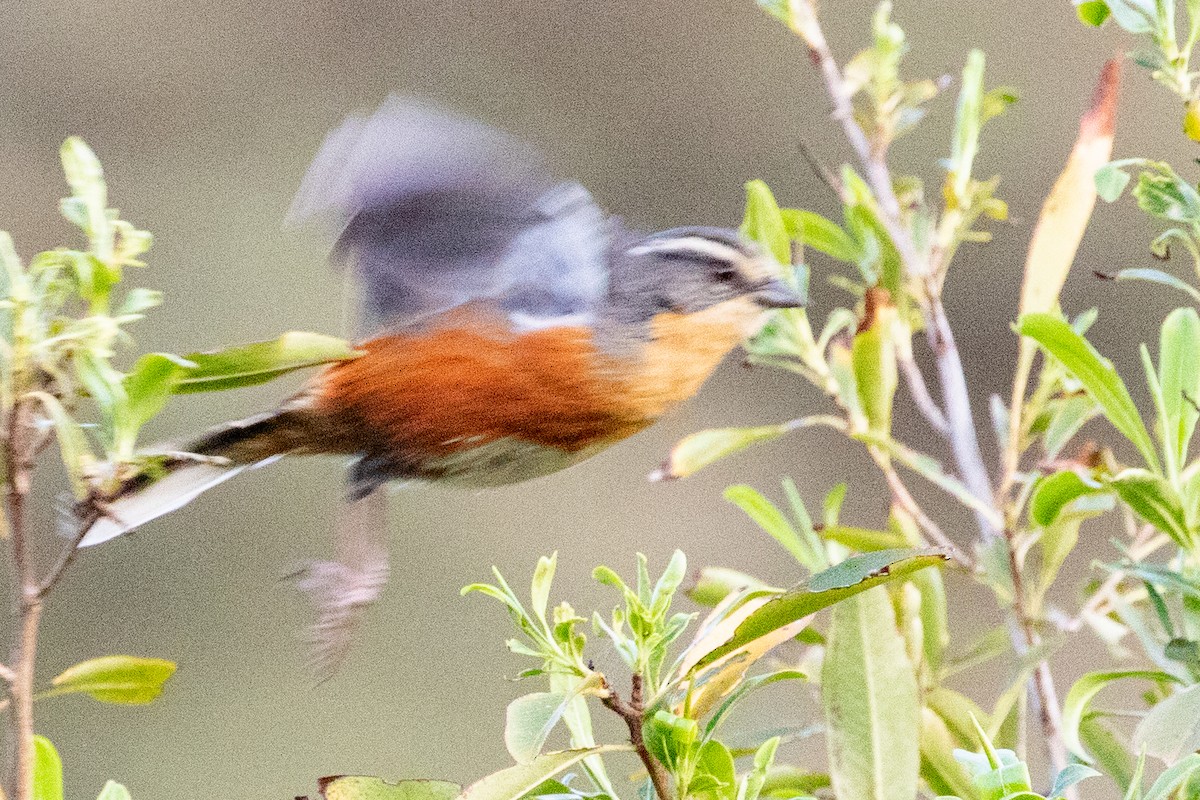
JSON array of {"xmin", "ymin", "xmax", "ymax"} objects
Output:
[{"xmin": 626, "ymin": 237, "xmax": 746, "ymax": 262}]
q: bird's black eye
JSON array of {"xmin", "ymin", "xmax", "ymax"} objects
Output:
[{"xmin": 714, "ymin": 267, "xmax": 738, "ymax": 282}]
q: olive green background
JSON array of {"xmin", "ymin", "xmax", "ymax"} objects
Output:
[{"xmin": 0, "ymin": 1, "xmax": 1188, "ymax": 797}]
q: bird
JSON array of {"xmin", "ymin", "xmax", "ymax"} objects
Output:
[{"xmin": 77, "ymin": 98, "xmax": 802, "ymax": 670}]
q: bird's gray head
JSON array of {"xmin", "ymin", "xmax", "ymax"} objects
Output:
[{"xmin": 607, "ymin": 227, "xmax": 803, "ymax": 322}]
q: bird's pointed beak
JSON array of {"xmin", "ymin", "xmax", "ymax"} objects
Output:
[{"xmin": 752, "ymin": 278, "xmax": 805, "ymax": 309}]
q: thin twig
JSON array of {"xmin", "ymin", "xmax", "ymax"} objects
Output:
[
  {"xmin": 897, "ymin": 350, "xmax": 951, "ymax": 437},
  {"xmin": 872, "ymin": 449, "xmax": 973, "ymax": 569},
  {"xmin": 796, "ymin": 139, "xmax": 845, "ymax": 200},
  {"xmin": 36, "ymin": 500, "xmax": 105, "ymax": 598},
  {"xmin": 6, "ymin": 400, "xmax": 38, "ymax": 800},
  {"xmin": 600, "ymin": 674, "xmax": 673, "ymax": 800},
  {"xmin": 800, "ymin": 6, "xmax": 998, "ymax": 540}
]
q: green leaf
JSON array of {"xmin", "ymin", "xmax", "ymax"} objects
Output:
[
  {"xmin": 694, "ymin": 549, "xmax": 948, "ymax": 668},
  {"xmin": 1133, "ymin": 683, "xmax": 1200, "ymax": 765},
  {"xmin": 1029, "ymin": 471, "xmax": 1103, "ymax": 526},
  {"xmin": 1133, "ymin": 163, "xmax": 1200, "ymax": 223},
  {"xmin": 1102, "ymin": 0, "xmax": 1156, "ymax": 31},
  {"xmin": 1079, "ymin": 713, "xmax": 1135, "ymax": 793},
  {"xmin": 319, "ymin": 777, "xmax": 461, "ymax": 800},
  {"xmin": 686, "ymin": 568, "xmax": 774, "ymax": 607},
  {"xmin": 530, "ymin": 553, "xmax": 556, "ymax": 625},
  {"xmin": 823, "ymin": 586, "xmax": 919, "ymax": 800},
  {"xmin": 1109, "ymin": 468, "xmax": 1195, "ymax": 549},
  {"xmin": 506, "ymin": 692, "xmax": 572, "ymax": 764},
  {"xmin": 1040, "ymin": 395, "xmax": 1100, "ymax": 459},
  {"xmin": 458, "ymin": 748, "xmax": 631, "ymax": 800},
  {"xmin": 33, "ymin": 735, "xmax": 63, "ymax": 800},
  {"xmin": 704, "ymin": 669, "xmax": 806, "ymax": 738},
  {"xmin": 689, "ymin": 740, "xmax": 737, "ymax": 800},
  {"xmin": 724, "ymin": 485, "xmax": 814, "ymax": 568},
  {"xmin": 741, "ymin": 737, "xmax": 780, "ymax": 800},
  {"xmin": 741, "ymin": 180, "xmax": 791, "ymax": 266},
  {"xmin": 852, "ymin": 295, "xmax": 898, "ymax": 438},
  {"xmin": 820, "ymin": 525, "xmax": 909, "ymax": 552},
  {"xmin": 920, "ymin": 709, "xmax": 979, "ymax": 799},
  {"xmin": 1049, "ymin": 765, "xmax": 1101, "ymax": 799},
  {"xmin": 29, "ymin": 391, "xmax": 94, "ymax": 499},
  {"xmin": 1017, "ymin": 313, "xmax": 1160, "ymax": 472},
  {"xmin": 643, "ymin": 710, "xmax": 699, "ymax": 772},
  {"xmin": 95, "ymin": 781, "xmax": 132, "ymax": 800},
  {"xmin": 1158, "ymin": 308, "xmax": 1200, "ymax": 468},
  {"xmin": 1112, "ymin": 268, "xmax": 1200, "ymax": 304},
  {"xmin": 43, "ymin": 655, "xmax": 176, "ymax": 704},
  {"xmin": 653, "ymin": 424, "xmax": 794, "ymax": 481},
  {"xmin": 112, "ymin": 352, "xmax": 196, "ymax": 456},
  {"xmin": 1062, "ymin": 670, "xmax": 1182, "ymax": 762},
  {"xmin": 173, "ymin": 332, "xmax": 361, "ymax": 394},
  {"xmin": 781, "ymin": 209, "xmax": 862, "ymax": 263},
  {"xmin": 1143, "ymin": 754, "xmax": 1200, "ymax": 799},
  {"xmin": 1095, "ymin": 162, "xmax": 1131, "ymax": 201},
  {"xmin": 948, "ymin": 49, "xmax": 986, "ymax": 200},
  {"xmin": 1077, "ymin": 0, "xmax": 1113, "ymax": 26}
]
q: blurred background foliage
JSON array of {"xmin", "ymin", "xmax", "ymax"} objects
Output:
[{"xmin": 0, "ymin": 0, "xmax": 1185, "ymax": 796}]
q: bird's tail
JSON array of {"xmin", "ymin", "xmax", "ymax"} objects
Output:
[{"xmin": 79, "ymin": 407, "xmax": 319, "ymax": 548}]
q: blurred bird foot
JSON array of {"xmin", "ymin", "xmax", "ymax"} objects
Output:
[{"xmin": 289, "ymin": 554, "xmax": 390, "ymax": 684}]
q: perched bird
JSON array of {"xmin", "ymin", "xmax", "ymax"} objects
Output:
[{"xmin": 78, "ymin": 99, "xmax": 801, "ymax": 669}]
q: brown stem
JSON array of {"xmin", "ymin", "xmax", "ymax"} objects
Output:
[
  {"xmin": 600, "ymin": 675, "xmax": 673, "ymax": 800},
  {"xmin": 37, "ymin": 501, "xmax": 103, "ymax": 599},
  {"xmin": 871, "ymin": 449, "xmax": 973, "ymax": 569},
  {"xmin": 6, "ymin": 400, "xmax": 38, "ymax": 800},
  {"xmin": 1004, "ymin": 534, "xmax": 1070, "ymax": 792}
]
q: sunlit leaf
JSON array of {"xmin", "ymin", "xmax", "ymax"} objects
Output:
[
  {"xmin": 1029, "ymin": 470, "xmax": 1103, "ymax": 526},
  {"xmin": 1109, "ymin": 468, "xmax": 1195, "ymax": 549},
  {"xmin": 652, "ymin": 424, "xmax": 794, "ymax": 481},
  {"xmin": 173, "ymin": 332, "xmax": 361, "ymax": 394},
  {"xmin": 1111, "ymin": 268, "xmax": 1200, "ymax": 304},
  {"xmin": 1018, "ymin": 313, "xmax": 1160, "ymax": 471},
  {"xmin": 741, "ymin": 180, "xmax": 791, "ymax": 266},
  {"xmin": 851, "ymin": 289, "xmax": 898, "ymax": 438},
  {"xmin": 29, "ymin": 391, "xmax": 94, "ymax": 499},
  {"xmin": 43, "ymin": 654, "xmax": 176, "ymax": 704},
  {"xmin": 1076, "ymin": 0, "xmax": 1112, "ymax": 26},
  {"xmin": 686, "ymin": 567, "xmax": 775, "ymax": 607},
  {"xmin": 318, "ymin": 777, "xmax": 461, "ymax": 800},
  {"xmin": 1133, "ymin": 683, "xmax": 1200, "ymax": 765},
  {"xmin": 693, "ymin": 550, "xmax": 948, "ymax": 668},
  {"xmin": 33, "ymin": 735, "xmax": 63, "ymax": 800},
  {"xmin": 506, "ymin": 692, "xmax": 571, "ymax": 765},
  {"xmin": 1143, "ymin": 754, "xmax": 1200, "ymax": 799},
  {"xmin": 458, "ymin": 748, "xmax": 631, "ymax": 800},
  {"xmin": 1061, "ymin": 670, "xmax": 1182, "ymax": 762},
  {"xmin": 823, "ymin": 586, "xmax": 919, "ymax": 800},
  {"xmin": 95, "ymin": 781, "xmax": 132, "ymax": 800},
  {"xmin": 1158, "ymin": 307, "xmax": 1200, "ymax": 469},
  {"xmin": 781, "ymin": 209, "xmax": 862, "ymax": 263}
]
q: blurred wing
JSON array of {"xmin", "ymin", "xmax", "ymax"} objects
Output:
[{"xmin": 289, "ymin": 97, "xmax": 612, "ymax": 332}]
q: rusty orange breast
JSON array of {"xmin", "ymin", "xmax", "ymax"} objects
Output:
[{"xmin": 311, "ymin": 300, "xmax": 762, "ymax": 464}]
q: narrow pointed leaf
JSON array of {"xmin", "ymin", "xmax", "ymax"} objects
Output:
[
  {"xmin": 1112, "ymin": 268, "xmax": 1200, "ymax": 303},
  {"xmin": 1019, "ymin": 59, "xmax": 1119, "ymax": 319},
  {"xmin": 173, "ymin": 332, "xmax": 361, "ymax": 393},
  {"xmin": 1030, "ymin": 470, "xmax": 1103, "ymax": 526},
  {"xmin": 458, "ymin": 747, "xmax": 631, "ymax": 800},
  {"xmin": 781, "ymin": 209, "xmax": 862, "ymax": 262},
  {"xmin": 652, "ymin": 424, "xmax": 794, "ymax": 481},
  {"xmin": 693, "ymin": 549, "xmax": 949, "ymax": 668},
  {"xmin": 741, "ymin": 180, "xmax": 791, "ymax": 265},
  {"xmin": 1018, "ymin": 313, "xmax": 1159, "ymax": 471},
  {"xmin": 1062, "ymin": 670, "xmax": 1182, "ymax": 762},
  {"xmin": 1109, "ymin": 469, "xmax": 1194, "ymax": 549}
]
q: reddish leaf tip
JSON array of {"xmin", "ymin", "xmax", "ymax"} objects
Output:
[{"xmin": 1080, "ymin": 57, "xmax": 1122, "ymax": 140}]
